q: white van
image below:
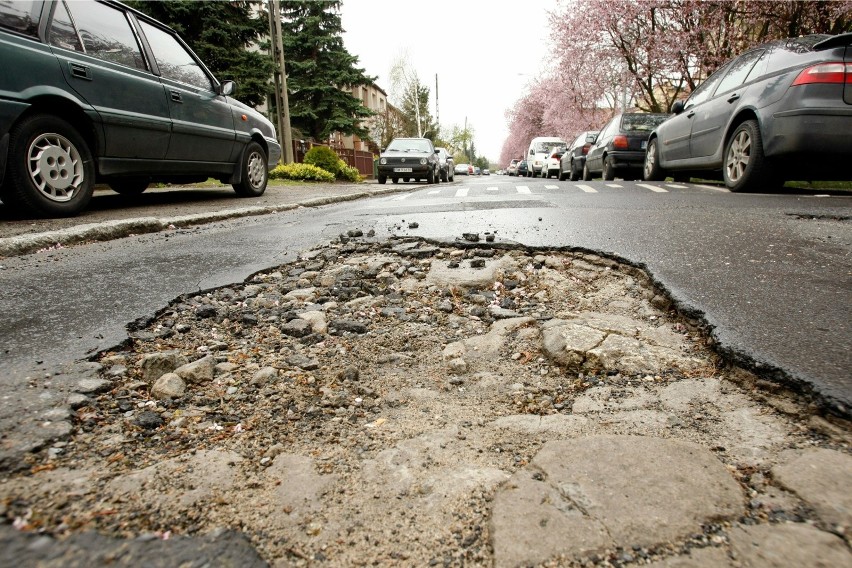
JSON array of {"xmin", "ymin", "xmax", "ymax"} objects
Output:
[{"xmin": 527, "ymin": 137, "xmax": 566, "ymax": 177}]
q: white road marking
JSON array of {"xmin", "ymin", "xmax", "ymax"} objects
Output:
[
  {"xmin": 486, "ymin": 186, "xmax": 499, "ymax": 192},
  {"xmin": 392, "ymin": 193, "xmax": 411, "ymax": 200},
  {"xmin": 427, "ymin": 190, "xmax": 440, "ymax": 195},
  {"xmin": 545, "ymin": 185, "xmax": 559, "ymax": 190},
  {"xmin": 696, "ymin": 184, "xmax": 730, "ymax": 192},
  {"xmin": 516, "ymin": 186, "xmax": 531, "ymax": 194},
  {"xmin": 666, "ymin": 184, "xmax": 688, "ymax": 189},
  {"xmin": 576, "ymin": 184, "xmax": 597, "ymax": 193},
  {"xmin": 606, "ymin": 184, "xmax": 622, "ymax": 188},
  {"xmin": 637, "ymin": 183, "xmax": 668, "ymax": 193},
  {"xmin": 455, "ymin": 187, "xmax": 469, "ymax": 197}
]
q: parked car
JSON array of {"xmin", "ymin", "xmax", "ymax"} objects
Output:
[
  {"xmin": 541, "ymin": 146, "xmax": 566, "ymax": 178},
  {"xmin": 468, "ymin": 164, "xmax": 475, "ymax": 175},
  {"xmin": 507, "ymin": 159, "xmax": 519, "ymax": 176},
  {"xmin": 559, "ymin": 131, "xmax": 598, "ymax": 181},
  {"xmin": 454, "ymin": 163, "xmax": 470, "ymax": 176},
  {"xmin": 482, "ymin": 168, "xmax": 490, "ymax": 175},
  {"xmin": 584, "ymin": 113, "xmax": 670, "ymax": 181},
  {"xmin": 378, "ymin": 137, "xmax": 440, "ymax": 184},
  {"xmin": 527, "ymin": 136, "xmax": 567, "ymax": 177},
  {"xmin": 517, "ymin": 159, "xmax": 529, "ymax": 177},
  {"xmin": 435, "ymin": 147, "xmax": 454, "ymax": 182},
  {"xmin": 0, "ymin": 0, "xmax": 282, "ymax": 218},
  {"xmin": 644, "ymin": 33, "xmax": 852, "ymax": 191},
  {"xmin": 473, "ymin": 166, "xmax": 481, "ymax": 175}
]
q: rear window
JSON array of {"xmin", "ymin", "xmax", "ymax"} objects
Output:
[
  {"xmin": 0, "ymin": 0, "xmax": 43, "ymax": 36},
  {"xmin": 621, "ymin": 114, "xmax": 668, "ymax": 132},
  {"xmin": 534, "ymin": 141, "xmax": 564, "ymax": 152}
]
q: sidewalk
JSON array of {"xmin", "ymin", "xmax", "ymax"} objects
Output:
[{"xmin": 0, "ymin": 179, "xmax": 404, "ymax": 257}]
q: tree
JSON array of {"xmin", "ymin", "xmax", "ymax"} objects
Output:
[
  {"xmin": 278, "ymin": 1, "xmax": 376, "ymax": 142},
  {"xmin": 389, "ymin": 54, "xmax": 437, "ymax": 139},
  {"xmin": 125, "ymin": 1, "xmax": 273, "ymax": 108}
]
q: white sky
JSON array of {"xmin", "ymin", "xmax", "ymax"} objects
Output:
[{"xmin": 339, "ymin": 0, "xmax": 557, "ymax": 162}]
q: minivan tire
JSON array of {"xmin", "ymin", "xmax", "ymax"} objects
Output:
[
  {"xmin": 232, "ymin": 141, "xmax": 268, "ymax": 197},
  {"xmin": 3, "ymin": 114, "xmax": 95, "ymax": 218}
]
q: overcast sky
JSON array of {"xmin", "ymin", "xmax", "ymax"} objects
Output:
[{"xmin": 339, "ymin": 0, "xmax": 558, "ymax": 162}]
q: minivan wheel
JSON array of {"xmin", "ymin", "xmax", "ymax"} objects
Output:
[
  {"xmin": 724, "ymin": 120, "xmax": 768, "ymax": 193},
  {"xmin": 3, "ymin": 114, "xmax": 95, "ymax": 217},
  {"xmin": 232, "ymin": 141, "xmax": 268, "ymax": 197},
  {"xmin": 643, "ymin": 138, "xmax": 666, "ymax": 181}
]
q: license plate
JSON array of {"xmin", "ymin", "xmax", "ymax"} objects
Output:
[
  {"xmin": 394, "ymin": 167, "xmax": 412, "ymax": 173},
  {"xmin": 641, "ymin": 141, "xmax": 648, "ymax": 150}
]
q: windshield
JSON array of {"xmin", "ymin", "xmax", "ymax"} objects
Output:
[
  {"xmin": 534, "ymin": 141, "xmax": 564, "ymax": 153},
  {"xmin": 386, "ymin": 139, "xmax": 432, "ymax": 153},
  {"xmin": 621, "ymin": 114, "xmax": 669, "ymax": 132}
]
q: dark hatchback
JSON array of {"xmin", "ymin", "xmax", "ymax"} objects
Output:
[
  {"xmin": 559, "ymin": 130, "xmax": 598, "ymax": 181},
  {"xmin": 584, "ymin": 113, "xmax": 669, "ymax": 181},
  {"xmin": 377, "ymin": 137, "xmax": 440, "ymax": 184},
  {"xmin": 516, "ymin": 159, "xmax": 529, "ymax": 177},
  {"xmin": 644, "ymin": 33, "xmax": 852, "ymax": 191},
  {"xmin": 0, "ymin": 0, "xmax": 281, "ymax": 218}
]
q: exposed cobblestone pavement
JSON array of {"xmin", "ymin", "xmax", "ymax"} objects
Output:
[{"xmin": 1, "ymin": 236, "xmax": 850, "ymax": 567}]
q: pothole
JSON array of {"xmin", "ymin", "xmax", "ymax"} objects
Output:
[{"xmin": 2, "ymin": 236, "xmax": 849, "ymax": 566}]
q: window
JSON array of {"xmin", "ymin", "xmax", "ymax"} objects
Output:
[
  {"xmin": 64, "ymin": 0, "xmax": 146, "ymax": 70},
  {"xmin": 48, "ymin": 1, "xmax": 82, "ymax": 52},
  {"xmin": 684, "ymin": 61, "xmax": 730, "ymax": 109},
  {"xmin": 139, "ymin": 20, "xmax": 211, "ymax": 90},
  {"xmin": 714, "ymin": 50, "xmax": 764, "ymax": 95},
  {"xmin": 0, "ymin": 0, "xmax": 43, "ymax": 36}
]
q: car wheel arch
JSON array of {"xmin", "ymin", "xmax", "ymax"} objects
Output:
[
  {"xmin": 722, "ymin": 108, "xmax": 762, "ymax": 159},
  {"xmin": 20, "ymin": 97, "xmax": 100, "ymax": 157}
]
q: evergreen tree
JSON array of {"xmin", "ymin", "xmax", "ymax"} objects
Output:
[
  {"xmin": 125, "ymin": 1, "xmax": 273, "ymax": 108},
  {"xmin": 278, "ymin": 1, "xmax": 376, "ymax": 142}
]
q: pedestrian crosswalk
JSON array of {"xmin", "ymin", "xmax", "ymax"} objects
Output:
[{"xmin": 387, "ymin": 181, "xmax": 713, "ymax": 201}]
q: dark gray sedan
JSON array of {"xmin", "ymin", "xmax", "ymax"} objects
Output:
[
  {"xmin": 644, "ymin": 33, "xmax": 852, "ymax": 191},
  {"xmin": 377, "ymin": 138, "xmax": 440, "ymax": 184}
]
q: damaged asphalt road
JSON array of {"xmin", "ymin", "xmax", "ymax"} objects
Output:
[{"xmin": 1, "ymin": 237, "xmax": 850, "ymax": 567}]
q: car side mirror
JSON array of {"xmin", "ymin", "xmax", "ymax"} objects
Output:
[
  {"xmin": 585, "ymin": 134, "xmax": 597, "ymax": 144},
  {"xmin": 218, "ymin": 80, "xmax": 236, "ymax": 96},
  {"xmin": 671, "ymin": 100, "xmax": 685, "ymax": 114},
  {"xmin": 529, "ymin": 149, "xmax": 533, "ymax": 155}
]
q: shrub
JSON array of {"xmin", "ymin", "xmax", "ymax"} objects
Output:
[
  {"xmin": 269, "ymin": 163, "xmax": 335, "ymax": 182},
  {"xmin": 336, "ymin": 160, "xmax": 362, "ymax": 182},
  {"xmin": 304, "ymin": 146, "xmax": 341, "ymax": 176}
]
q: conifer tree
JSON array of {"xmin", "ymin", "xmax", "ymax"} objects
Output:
[{"xmin": 278, "ymin": 1, "xmax": 376, "ymax": 142}]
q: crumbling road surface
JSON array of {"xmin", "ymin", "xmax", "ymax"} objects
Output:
[{"xmin": 1, "ymin": 237, "xmax": 850, "ymax": 567}]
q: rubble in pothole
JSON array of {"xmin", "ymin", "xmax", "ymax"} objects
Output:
[{"xmin": 2, "ymin": 236, "xmax": 848, "ymax": 567}]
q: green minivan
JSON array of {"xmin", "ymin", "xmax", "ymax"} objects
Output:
[{"xmin": 0, "ymin": 0, "xmax": 281, "ymax": 217}]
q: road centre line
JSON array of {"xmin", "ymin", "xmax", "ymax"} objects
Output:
[
  {"xmin": 576, "ymin": 184, "xmax": 597, "ymax": 193},
  {"xmin": 455, "ymin": 187, "xmax": 469, "ymax": 197},
  {"xmin": 427, "ymin": 190, "xmax": 440, "ymax": 195},
  {"xmin": 637, "ymin": 183, "xmax": 668, "ymax": 193},
  {"xmin": 517, "ymin": 186, "xmax": 531, "ymax": 194}
]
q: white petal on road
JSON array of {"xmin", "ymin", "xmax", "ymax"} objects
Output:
[
  {"xmin": 637, "ymin": 183, "xmax": 668, "ymax": 193},
  {"xmin": 576, "ymin": 185, "xmax": 597, "ymax": 193},
  {"xmin": 455, "ymin": 187, "xmax": 469, "ymax": 197},
  {"xmin": 517, "ymin": 186, "xmax": 531, "ymax": 194}
]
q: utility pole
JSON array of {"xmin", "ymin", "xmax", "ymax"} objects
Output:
[
  {"xmin": 434, "ymin": 73, "xmax": 439, "ymax": 132},
  {"xmin": 268, "ymin": 0, "xmax": 293, "ymax": 163},
  {"xmin": 414, "ymin": 76, "xmax": 422, "ymax": 138}
]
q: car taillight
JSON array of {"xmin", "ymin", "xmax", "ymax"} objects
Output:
[
  {"xmin": 581, "ymin": 143, "xmax": 591, "ymax": 155},
  {"xmin": 791, "ymin": 62, "xmax": 852, "ymax": 85},
  {"xmin": 613, "ymin": 135, "xmax": 628, "ymax": 150}
]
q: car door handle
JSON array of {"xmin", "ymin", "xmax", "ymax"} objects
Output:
[
  {"xmin": 69, "ymin": 62, "xmax": 91, "ymax": 80},
  {"xmin": 686, "ymin": 111, "xmax": 695, "ymax": 119},
  {"xmin": 170, "ymin": 90, "xmax": 182, "ymax": 103},
  {"xmin": 727, "ymin": 93, "xmax": 740, "ymax": 103}
]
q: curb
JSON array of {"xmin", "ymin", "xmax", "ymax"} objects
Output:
[{"xmin": 0, "ymin": 186, "xmax": 409, "ymax": 258}]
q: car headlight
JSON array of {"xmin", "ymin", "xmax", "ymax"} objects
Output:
[
  {"xmin": 420, "ymin": 158, "xmax": 427, "ymax": 165},
  {"xmin": 380, "ymin": 158, "xmax": 387, "ymax": 165}
]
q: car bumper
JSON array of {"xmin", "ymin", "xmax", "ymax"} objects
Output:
[
  {"xmin": 379, "ymin": 164, "xmax": 431, "ymax": 176},
  {"xmin": 764, "ymin": 108, "xmax": 852, "ymax": 178},
  {"xmin": 266, "ymin": 137, "xmax": 282, "ymax": 168},
  {"xmin": 608, "ymin": 150, "xmax": 646, "ymax": 171}
]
